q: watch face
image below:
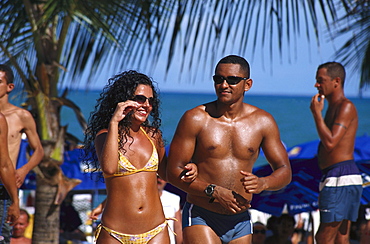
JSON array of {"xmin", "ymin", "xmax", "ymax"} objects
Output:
[{"xmin": 205, "ymin": 184, "xmax": 215, "ymax": 196}]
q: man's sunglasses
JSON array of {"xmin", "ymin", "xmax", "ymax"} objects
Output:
[
  {"xmin": 132, "ymin": 95, "xmax": 154, "ymax": 105},
  {"xmin": 213, "ymin": 75, "xmax": 247, "ymax": 85}
]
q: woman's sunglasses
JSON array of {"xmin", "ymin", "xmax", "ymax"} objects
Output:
[
  {"xmin": 213, "ymin": 75, "xmax": 247, "ymax": 85},
  {"xmin": 132, "ymin": 95, "xmax": 154, "ymax": 106}
]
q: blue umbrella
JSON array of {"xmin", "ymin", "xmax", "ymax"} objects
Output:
[
  {"xmin": 287, "ymin": 134, "xmax": 370, "ymax": 161},
  {"xmin": 61, "ymin": 149, "xmax": 106, "ymax": 191},
  {"xmin": 18, "ymin": 141, "xmax": 106, "ymax": 191},
  {"xmin": 355, "ymin": 160, "xmax": 370, "ymax": 205},
  {"xmin": 251, "ymin": 157, "xmax": 321, "ymax": 216},
  {"xmin": 251, "ymin": 135, "xmax": 370, "ymax": 216}
]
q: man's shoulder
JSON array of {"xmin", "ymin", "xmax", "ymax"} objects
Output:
[
  {"xmin": 332, "ymin": 98, "xmax": 357, "ymax": 115},
  {"xmin": 244, "ymin": 103, "xmax": 274, "ymax": 119},
  {"xmin": 342, "ymin": 97, "xmax": 356, "ymax": 108},
  {"xmin": 182, "ymin": 103, "xmax": 210, "ymax": 119},
  {"xmin": 4, "ymin": 104, "xmax": 31, "ymax": 117},
  {"xmin": 188, "ymin": 101, "xmax": 214, "ymax": 112}
]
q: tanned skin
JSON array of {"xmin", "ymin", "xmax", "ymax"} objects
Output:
[
  {"xmin": 310, "ymin": 63, "xmax": 358, "ymax": 244},
  {"xmin": 0, "ymin": 113, "xmax": 19, "ymax": 225},
  {"xmin": 0, "ymin": 68, "xmax": 43, "ymax": 188},
  {"xmin": 167, "ymin": 57, "xmax": 291, "ymax": 244}
]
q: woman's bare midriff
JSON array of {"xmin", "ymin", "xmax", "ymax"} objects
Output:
[{"xmin": 101, "ymin": 172, "xmax": 166, "ymax": 234}]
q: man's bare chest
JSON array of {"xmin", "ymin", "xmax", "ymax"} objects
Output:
[{"xmin": 197, "ymin": 126, "xmax": 261, "ymax": 158}]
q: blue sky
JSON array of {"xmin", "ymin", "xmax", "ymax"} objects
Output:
[
  {"xmin": 88, "ymin": 38, "xmax": 368, "ymax": 98},
  {"xmin": 73, "ymin": 11, "xmax": 369, "ymax": 98}
]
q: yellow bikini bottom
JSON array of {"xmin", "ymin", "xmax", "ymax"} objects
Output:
[{"xmin": 95, "ymin": 220, "xmax": 170, "ymax": 244}]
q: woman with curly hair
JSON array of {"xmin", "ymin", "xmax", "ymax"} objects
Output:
[{"xmin": 83, "ymin": 70, "xmax": 195, "ymax": 244}]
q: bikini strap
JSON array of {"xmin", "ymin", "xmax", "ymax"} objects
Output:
[
  {"xmin": 165, "ymin": 218, "xmax": 178, "ymax": 236},
  {"xmin": 140, "ymin": 127, "xmax": 154, "ymax": 144},
  {"xmin": 94, "ymin": 223, "xmax": 103, "ymax": 242}
]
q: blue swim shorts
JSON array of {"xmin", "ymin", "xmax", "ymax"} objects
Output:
[
  {"xmin": 319, "ymin": 160, "xmax": 363, "ymax": 223},
  {"xmin": 182, "ymin": 202, "xmax": 252, "ymax": 243}
]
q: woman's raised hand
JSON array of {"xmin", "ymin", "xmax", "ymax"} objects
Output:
[{"xmin": 111, "ymin": 101, "xmax": 139, "ymax": 123}]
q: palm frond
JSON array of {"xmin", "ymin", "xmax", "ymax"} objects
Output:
[{"xmin": 332, "ymin": 0, "xmax": 370, "ymax": 90}]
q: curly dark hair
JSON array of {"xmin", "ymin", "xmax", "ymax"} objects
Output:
[{"xmin": 82, "ymin": 70, "xmax": 162, "ymax": 174}]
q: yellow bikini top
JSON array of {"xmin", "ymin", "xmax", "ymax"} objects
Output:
[{"xmin": 104, "ymin": 127, "xmax": 159, "ymax": 178}]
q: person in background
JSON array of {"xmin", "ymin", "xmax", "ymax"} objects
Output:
[
  {"xmin": 0, "ymin": 64, "xmax": 43, "ymax": 243},
  {"xmin": 265, "ymin": 214, "xmax": 296, "ymax": 244},
  {"xmin": 157, "ymin": 176, "xmax": 183, "ymax": 244},
  {"xmin": 0, "ymin": 64, "xmax": 44, "ymax": 188},
  {"xmin": 59, "ymin": 193, "xmax": 87, "ymax": 243},
  {"xmin": 291, "ymin": 213, "xmax": 312, "ymax": 244},
  {"xmin": 83, "ymin": 70, "xmax": 196, "ymax": 244},
  {"xmin": 167, "ymin": 55, "xmax": 291, "ymax": 243},
  {"xmin": 10, "ymin": 209, "xmax": 31, "ymax": 244},
  {"xmin": 310, "ymin": 62, "xmax": 362, "ymax": 244},
  {"xmin": 0, "ymin": 112, "xmax": 19, "ymax": 244},
  {"xmin": 265, "ymin": 215, "xmax": 279, "ymax": 238},
  {"xmin": 252, "ymin": 222, "xmax": 266, "ymax": 244}
]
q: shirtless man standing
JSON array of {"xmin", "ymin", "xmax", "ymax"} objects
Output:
[
  {"xmin": 167, "ymin": 55, "xmax": 291, "ymax": 244},
  {"xmin": 0, "ymin": 64, "xmax": 43, "ymax": 243},
  {"xmin": 0, "ymin": 112, "xmax": 20, "ymax": 243},
  {"xmin": 310, "ymin": 62, "xmax": 362, "ymax": 244},
  {"xmin": 0, "ymin": 64, "xmax": 44, "ymax": 187}
]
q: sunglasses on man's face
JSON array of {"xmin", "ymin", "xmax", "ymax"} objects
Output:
[
  {"xmin": 213, "ymin": 75, "xmax": 247, "ymax": 85},
  {"xmin": 132, "ymin": 95, "xmax": 154, "ymax": 106}
]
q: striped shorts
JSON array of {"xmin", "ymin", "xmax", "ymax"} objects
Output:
[{"xmin": 319, "ymin": 160, "xmax": 363, "ymax": 223}]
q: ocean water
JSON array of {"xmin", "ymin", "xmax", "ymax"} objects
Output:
[{"xmin": 11, "ymin": 90, "xmax": 370, "ymax": 167}]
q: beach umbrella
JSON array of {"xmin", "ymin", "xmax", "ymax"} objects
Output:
[
  {"xmin": 354, "ymin": 135, "xmax": 370, "ymax": 161},
  {"xmin": 287, "ymin": 134, "xmax": 370, "ymax": 161},
  {"xmin": 251, "ymin": 157, "xmax": 321, "ymax": 216},
  {"xmin": 251, "ymin": 134, "xmax": 370, "ymax": 216},
  {"xmin": 356, "ymin": 160, "xmax": 370, "ymax": 205},
  {"xmin": 18, "ymin": 140, "xmax": 106, "ymax": 191},
  {"xmin": 61, "ymin": 149, "xmax": 106, "ymax": 191}
]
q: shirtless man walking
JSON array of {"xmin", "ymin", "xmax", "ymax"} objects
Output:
[
  {"xmin": 167, "ymin": 55, "xmax": 291, "ymax": 243},
  {"xmin": 0, "ymin": 64, "xmax": 43, "ymax": 243},
  {"xmin": 310, "ymin": 62, "xmax": 362, "ymax": 244}
]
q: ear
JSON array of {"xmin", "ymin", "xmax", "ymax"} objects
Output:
[
  {"xmin": 244, "ymin": 79, "xmax": 253, "ymax": 91},
  {"xmin": 333, "ymin": 77, "xmax": 341, "ymax": 88},
  {"xmin": 7, "ymin": 83, "xmax": 15, "ymax": 93}
]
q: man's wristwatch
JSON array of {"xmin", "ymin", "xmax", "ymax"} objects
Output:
[{"xmin": 204, "ymin": 184, "xmax": 216, "ymax": 203}]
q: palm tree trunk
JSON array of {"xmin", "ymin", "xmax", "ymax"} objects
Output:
[{"xmin": 32, "ymin": 174, "xmax": 60, "ymax": 244}]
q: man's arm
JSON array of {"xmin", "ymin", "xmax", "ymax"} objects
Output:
[
  {"xmin": 16, "ymin": 110, "xmax": 43, "ymax": 187},
  {"xmin": 167, "ymin": 108, "xmax": 209, "ymax": 196},
  {"xmin": 241, "ymin": 113, "xmax": 291, "ymax": 193},
  {"xmin": 310, "ymin": 95, "xmax": 356, "ymax": 151},
  {"xmin": 0, "ymin": 114, "xmax": 19, "ymax": 224}
]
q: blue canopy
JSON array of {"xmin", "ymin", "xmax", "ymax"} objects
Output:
[
  {"xmin": 287, "ymin": 134, "xmax": 370, "ymax": 160},
  {"xmin": 18, "ymin": 142, "xmax": 105, "ymax": 191},
  {"xmin": 251, "ymin": 134, "xmax": 370, "ymax": 216}
]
